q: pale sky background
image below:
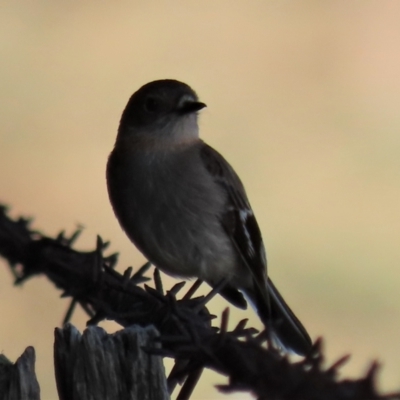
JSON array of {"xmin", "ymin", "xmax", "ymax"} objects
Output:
[{"xmin": 1, "ymin": 2, "xmax": 400, "ymax": 399}]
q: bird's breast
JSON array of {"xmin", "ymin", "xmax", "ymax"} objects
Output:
[{"xmin": 107, "ymin": 144, "xmax": 234, "ymax": 279}]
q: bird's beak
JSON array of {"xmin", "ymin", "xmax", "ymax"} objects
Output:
[{"xmin": 178, "ymin": 100, "xmax": 207, "ymax": 114}]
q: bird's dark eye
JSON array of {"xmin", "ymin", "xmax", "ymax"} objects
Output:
[{"xmin": 144, "ymin": 96, "xmax": 162, "ymax": 113}]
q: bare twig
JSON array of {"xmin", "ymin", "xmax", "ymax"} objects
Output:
[{"xmin": 0, "ymin": 205, "xmax": 399, "ymax": 399}]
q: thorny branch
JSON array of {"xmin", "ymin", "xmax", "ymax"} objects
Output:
[{"xmin": 0, "ymin": 205, "xmax": 399, "ymax": 400}]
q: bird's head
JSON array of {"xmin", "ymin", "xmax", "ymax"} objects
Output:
[{"xmin": 117, "ymin": 79, "xmax": 206, "ymax": 145}]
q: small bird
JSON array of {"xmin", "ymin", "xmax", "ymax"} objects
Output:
[{"xmin": 107, "ymin": 79, "xmax": 312, "ymax": 355}]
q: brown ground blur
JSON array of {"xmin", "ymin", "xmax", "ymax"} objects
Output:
[{"xmin": 1, "ymin": 2, "xmax": 400, "ymax": 399}]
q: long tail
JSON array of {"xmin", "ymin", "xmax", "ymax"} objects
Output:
[{"xmin": 246, "ymin": 278, "xmax": 312, "ymax": 356}]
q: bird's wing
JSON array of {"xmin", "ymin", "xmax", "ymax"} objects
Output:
[{"xmin": 200, "ymin": 143, "xmax": 269, "ymax": 307}]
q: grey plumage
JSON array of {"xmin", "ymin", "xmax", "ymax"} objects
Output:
[{"xmin": 107, "ymin": 79, "xmax": 312, "ymax": 355}]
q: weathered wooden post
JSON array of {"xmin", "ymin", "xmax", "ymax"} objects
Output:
[
  {"xmin": 54, "ymin": 324, "xmax": 169, "ymax": 400},
  {"xmin": 0, "ymin": 347, "xmax": 40, "ymax": 400}
]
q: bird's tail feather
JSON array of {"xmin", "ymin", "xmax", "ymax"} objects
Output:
[{"xmin": 246, "ymin": 278, "xmax": 312, "ymax": 356}]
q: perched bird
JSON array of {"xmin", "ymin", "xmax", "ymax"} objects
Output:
[{"xmin": 107, "ymin": 79, "xmax": 312, "ymax": 355}]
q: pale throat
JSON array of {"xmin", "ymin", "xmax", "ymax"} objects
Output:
[
  {"xmin": 148, "ymin": 114, "xmax": 200, "ymax": 150},
  {"xmin": 117, "ymin": 114, "xmax": 201, "ymax": 156},
  {"xmin": 167, "ymin": 113, "xmax": 200, "ymax": 143}
]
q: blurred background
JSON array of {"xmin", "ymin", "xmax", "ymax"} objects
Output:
[{"xmin": 1, "ymin": 1, "xmax": 400, "ymax": 399}]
